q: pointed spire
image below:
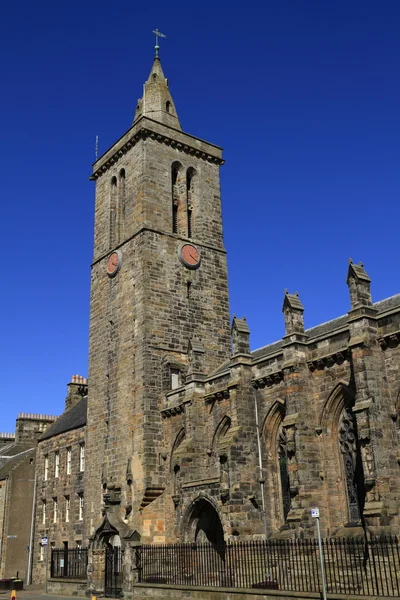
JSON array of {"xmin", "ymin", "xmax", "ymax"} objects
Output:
[{"xmin": 133, "ymin": 58, "xmax": 181, "ymax": 130}]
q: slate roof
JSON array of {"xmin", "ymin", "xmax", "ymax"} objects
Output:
[
  {"xmin": 39, "ymin": 397, "xmax": 87, "ymax": 441},
  {"xmin": 0, "ymin": 442, "xmax": 34, "ymax": 464},
  {"xmin": 0, "ymin": 447, "xmax": 35, "ymax": 480},
  {"xmin": 252, "ymin": 294, "xmax": 400, "ymax": 362}
]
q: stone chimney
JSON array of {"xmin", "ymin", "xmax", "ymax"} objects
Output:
[
  {"xmin": 0, "ymin": 432, "xmax": 15, "ymax": 450},
  {"xmin": 347, "ymin": 259, "xmax": 373, "ymax": 310},
  {"xmin": 15, "ymin": 414, "xmax": 57, "ymax": 444},
  {"xmin": 231, "ymin": 316, "xmax": 250, "ymax": 355},
  {"xmin": 66, "ymin": 375, "xmax": 88, "ymax": 411}
]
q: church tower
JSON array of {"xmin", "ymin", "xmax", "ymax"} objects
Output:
[{"xmin": 85, "ymin": 52, "xmax": 231, "ymax": 540}]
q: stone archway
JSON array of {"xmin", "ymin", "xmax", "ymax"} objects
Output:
[
  {"xmin": 183, "ymin": 498, "xmax": 227, "ymax": 586},
  {"xmin": 187, "ymin": 498, "xmax": 225, "ymax": 546}
]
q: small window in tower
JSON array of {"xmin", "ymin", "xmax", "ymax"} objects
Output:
[
  {"xmin": 111, "ymin": 176, "xmax": 117, "ymax": 187},
  {"xmin": 171, "ymin": 163, "xmax": 181, "ymax": 234},
  {"xmin": 171, "ymin": 368, "xmax": 181, "ymax": 390},
  {"xmin": 166, "ymin": 101, "xmax": 171, "ymax": 113},
  {"xmin": 80, "ymin": 443, "xmax": 85, "ymax": 472},
  {"xmin": 152, "ymin": 73, "xmax": 157, "ymax": 80}
]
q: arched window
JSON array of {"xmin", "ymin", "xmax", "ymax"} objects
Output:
[
  {"xmin": 277, "ymin": 425, "xmax": 291, "ymax": 522},
  {"xmin": 118, "ymin": 169, "xmax": 126, "ymax": 243},
  {"xmin": 186, "ymin": 168, "xmax": 196, "ymax": 238},
  {"xmin": 166, "ymin": 101, "xmax": 171, "ymax": 113},
  {"xmin": 110, "ymin": 176, "xmax": 118, "ymax": 248},
  {"xmin": 320, "ymin": 383, "xmax": 366, "ymax": 528},
  {"xmin": 171, "ymin": 162, "xmax": 183, "ymax": 234},
  {"xmin": 170, "ymin": 428, "xmax": 186, "ymax": 500},
  {"xmin": 262, "ymin": 400, "xmax": 290, "ymax": 530},
  {"xmin": 339, "ymin": 407, "xmax": 365, "ymax": 523}
]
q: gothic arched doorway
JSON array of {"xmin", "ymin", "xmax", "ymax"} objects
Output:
[
  {"xmin": 184, "ymin": 498, "xmax": 227, "ymax": 585},
  {"xmin": 187, "ymin": 498, "xmax": 225, "ymax": 546}
]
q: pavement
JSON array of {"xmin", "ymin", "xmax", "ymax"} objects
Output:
[{"xmin": 0, "ymin": 586, "xmax": 82, "ymax": 600}]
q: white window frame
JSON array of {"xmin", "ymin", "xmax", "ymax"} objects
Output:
[
  {"xmin": 78, "ymin": 493, "xmax": 84, "ymax": 521},
  {"xmin": 66, "ymin": 447, "xmax": 71, "ymax": 475},
  {"xmin": 44, "ymin": 455, "xmax": 48, "ymax": 481},
  {"xmin": 65, "ymin": 496, "xmax": 70, "ymax": 522},
  {"xmin": 55, "ymin": 451, "xmax": 60, "ymax": 478},
  {"xmin": 53, "ymin": 497, "xmax": 58, "ymax": 523},
  {"xmin": 79, "ymin": 444, "xmax": 85, "ymax": 472},
  {"xmin": 171, "ymin": 368, "xmax": 181, "ymax": 390},
  {"xmin": 42, "ymin": 500, "xmax": 46, "ymax": 524}
]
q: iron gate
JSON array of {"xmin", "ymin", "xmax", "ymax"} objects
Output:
[{"xmin": 105, "ymin": 547, "xmax": 122, "ymax": 597}]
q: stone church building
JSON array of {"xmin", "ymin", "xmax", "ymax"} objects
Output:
[
  {"xmin": 29, "ymin": 52, "xmax": 400, "ymax": 586},
  {"xmin": 83, "ymin": 54, "xmax": 400, "ymax": 547}
]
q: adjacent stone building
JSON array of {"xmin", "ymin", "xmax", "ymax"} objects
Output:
[
  {"xmin": 32, "ymin": 376, "xmax": 87, "ymax": 584},
  {"xmin": 0, "ymin": 414, "xmax": 55, "ymax": 581}
]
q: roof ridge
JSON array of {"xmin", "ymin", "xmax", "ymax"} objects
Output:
[
  {"xmin": 251, "ymin": 293, "xmax": 400, "ymax": 358},
  {"xmin": 374, "ymin": 293, "xmax": 400, "ymax": 308}
]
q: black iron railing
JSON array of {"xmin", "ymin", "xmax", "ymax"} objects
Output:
[
  {"xmin": 50, "ymin": 547, "xmax": 88, "ymax": 579},
  {"xmin": 140, "ymin": 536, "xmax": 400, "ymax": 597}
]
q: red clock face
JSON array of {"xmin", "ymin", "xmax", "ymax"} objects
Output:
[
  {"xmin": 107, "ymin": 252, "xmax": 120, "ymax": 277},
  {"xmin": 180, "ymin": 244, "xmax": 200, "ymax": 269}
]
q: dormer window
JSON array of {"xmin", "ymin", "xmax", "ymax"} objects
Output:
[{"xmin": 166, "ymin": 101, "xmax": 171, "ymax": 113}]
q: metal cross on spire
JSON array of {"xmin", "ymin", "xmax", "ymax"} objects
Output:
[{"xmin": 152, "ymin": 28, "xmax": 166, "ymax": 58}]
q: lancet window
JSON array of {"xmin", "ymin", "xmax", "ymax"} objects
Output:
[
  {"xmin": 277, "ymin": 425, "xmax": 291, "ymax": 522},
  {"xmin": 110, "ymin": 176, "xmax": 118, "ymax": 248},
  {"xmin": 186, "ymin": 168, "xmax": 196, "ymax": 238},
  {"xmin": 339, "ymin": 407, "xmax": 364, "ymax": 523}
]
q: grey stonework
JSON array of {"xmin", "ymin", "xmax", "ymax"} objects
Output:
[
  {"xmin": 32, "ymin": 382, "xmax": 87, "ymax": 584},
  {"xmin": 23, "ymin": 54, "xmax": 400, "ymax": 590},
  {"xmin": 0, "ymin": 414, "xmax": 56, "ymax": 581},
  {"xmin": 83, "ymin": 57, "xmax": 400, "ymax": 548}
]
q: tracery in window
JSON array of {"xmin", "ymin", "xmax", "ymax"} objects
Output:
[
  {"xmin": 277, "ymin": 425, "xmax": 291, "ymax": 522},
  {"xmin": 339, "ymin": 407, "xmax": 364, "ymax": 523}
]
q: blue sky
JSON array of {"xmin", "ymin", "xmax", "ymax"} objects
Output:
[{"xmin": 1, "ymin": 1, "xmax": 399, "ymax": 431}]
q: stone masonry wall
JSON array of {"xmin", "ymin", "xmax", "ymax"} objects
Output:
[
  {"xmin": 33, "ymin": 426, "xmax": 86, "ymax": 584},
  {"xmin": 86, "ymin": 119, "xmax": 231, "ymax": 543}
]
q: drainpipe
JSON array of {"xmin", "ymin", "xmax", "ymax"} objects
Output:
[
  {"xmin": 0, "ymin": 477, "xmax": 9, "ymax": 577},
  {"xmin": 253, "ymin": 389, "xmax": 268, "ymax": 540},
  {"xmin": 26, "ymin": 466, "xmax": 37, "ymax": 585}
]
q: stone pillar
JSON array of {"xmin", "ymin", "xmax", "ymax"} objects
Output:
[
  {"xmin": 87, "ymin": 548, "xmax": 105, "ymax": 596},
  {"xmin": 281, "ymin": 291, "xmax": 320, "ymax": 534},
  {"xmin": 186, "ymin": 338, "xmax": 205, "ymax": 382},
  {"xmin": 228, "ymin": 323, "xmax": 265, "ymax": 538},
  {"xmin": 231, "ymin": 316, "xmax": 250, "ymax": 355},
  {"xmin": 347, "ymin": 260, "xmax": 399, "ymax": 533}
]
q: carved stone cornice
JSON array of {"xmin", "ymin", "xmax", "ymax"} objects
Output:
[
  {"xmin": 252, "ymin": 371, "xmax": 284, "ymax": 389},
  {"xmin": 91, "ymin": 125, "xmax": 224, "ymax": 181},
  {"xmin": 204, "ymin": 388, "xmax": 231, "ymax": 404},
  {"xmin": 378, "ymin": 331, "xmax": 400, "ymax": 351},
  {"xmin": 161, "ymin": 401, "xmax": 189, "ymax": 419},
  {"xmin": 307, "ymin": 349, "xmax": 349, "ymax": 372}
]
